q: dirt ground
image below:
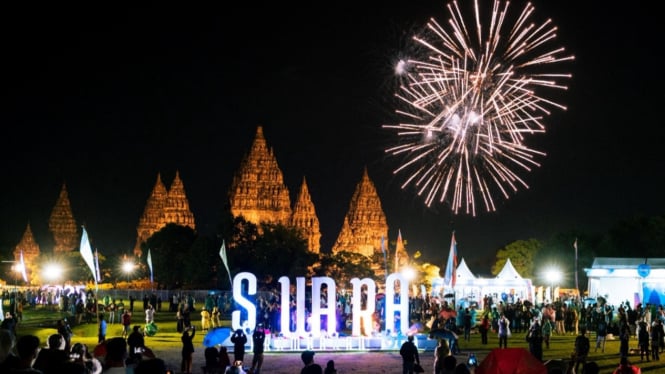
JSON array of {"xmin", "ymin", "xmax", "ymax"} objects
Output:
[{"xmin": 149, "ymin": 348, "xmax": 440, "ymax": 374}]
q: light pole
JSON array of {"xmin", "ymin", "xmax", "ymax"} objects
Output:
[
  {"xmin": 546, "ymin": 269, "xmax": 561, "ymax": 303},
  {"xmin": 43, "ymin": 263, "xmax": 64, "ymax": 312},
  {"xmin": 122, "ymin": 261, "xmax": 134, "ymax": 299},
  {"xmin": 8, "ymin": 262, "xmax": 21, "ymax": 316}
]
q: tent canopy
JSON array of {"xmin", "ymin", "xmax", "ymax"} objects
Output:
[{"xmin": 475, "ymin": 348, "xmax": 547, "ymax": 374}]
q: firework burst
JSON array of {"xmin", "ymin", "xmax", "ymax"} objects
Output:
[{"xmin": 384, "ymin": 0, "xmax": 573, "ymax": 216}]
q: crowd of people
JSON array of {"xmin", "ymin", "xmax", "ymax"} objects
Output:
[{"xmin": 6, "ymin": 286, "xmax": 665, "ymax": 373}]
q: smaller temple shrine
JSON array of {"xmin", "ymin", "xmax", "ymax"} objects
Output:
[
  {"xmin": 133, "ymin": 171, "xmax": 196, "ymax": 256},
  {"xmin": 48, "ymin": 183, "xmax": 78, "ymax": 253}
]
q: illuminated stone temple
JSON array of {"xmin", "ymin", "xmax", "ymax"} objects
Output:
[
  {"xmin": 228, "ymin": 126, "xmax": 322, "ymax": 252},
  {"xmin": 48, "ymin": 183, "xmax": 78, "ymax": 253},
  {"xmin": 13, "ymin": 223, "xmax": 41, "ymax": 284},
  {"xmin": 133, "ymin": 171, "xmax": 196, "ymax": 256},
  {"xmin": 332, "ymin": 167, "xmax": 390, "ymax": 276}
]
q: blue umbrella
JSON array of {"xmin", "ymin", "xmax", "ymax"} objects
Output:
[{"xmin": 203, "ymin": 327, "xmax": 232, "ymax": 347}]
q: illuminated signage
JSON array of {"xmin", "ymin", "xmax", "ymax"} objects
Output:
[{"xmin": 231, "ymin": 272, "xmax": 410, "ymax": 336}]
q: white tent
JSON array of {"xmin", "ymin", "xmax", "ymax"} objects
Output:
[
  {"xmin": 438, "ymin": 258, "xmax": 535, "ymax": 309},
  {"xmin": 585, "ymin": 257, "xmax": 665, "ymax": 307}
]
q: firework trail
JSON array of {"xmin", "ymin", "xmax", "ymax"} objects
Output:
[{"xmin": 383, "ymin": 0, "xmax": 573, "ymax": 216}]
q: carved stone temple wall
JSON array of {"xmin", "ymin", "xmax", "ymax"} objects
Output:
[
  {"xmin": 48, "ymin": 183, "xmax": 78, "ymax": 253},
  {"xmin": 133, "ymin": 171, "xmax": 196, "ymax": 256}
]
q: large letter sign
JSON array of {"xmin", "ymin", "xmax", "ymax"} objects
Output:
[
  {"xmin": 232, "ymin": 272, "xmax": 412, "ymax": 338},
  {"xmin": 232, "ymin": 272, "xmax": 257, "ymax": 331},
  {"xmin": 350, "ymin": 277, "xmax": 376, "ymax": 336},
  {"xmin": 311, "ymin": 277, "xmax": 336, "ymax": 337},
  {"xmin": 385, "ymin": 272, "xmax": 410, "ymax": 335}
]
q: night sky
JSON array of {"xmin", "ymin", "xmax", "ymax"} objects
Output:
[{"xmin": 2, "ymin": 1, "xmax": 663, "ymax": 274}]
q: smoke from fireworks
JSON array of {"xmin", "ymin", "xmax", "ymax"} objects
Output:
[{"xmin": 383, "ymin": 0, "xmax": 573, "ymax": 216}]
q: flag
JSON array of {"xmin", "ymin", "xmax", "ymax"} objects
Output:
[
  {"xmin": 79, "ymin": 226, "xmax": 97, "ymax": 283},
  {"xmin": 444, "ymin": 232, "xmax": 458, "ymax": 288},
  {"xmin": 573, "ymin": 238, "xmax": 579, "ymax": 293},
  {"xmin": 219, "ymin": 240, "xmax": 232, "ymax": 286},
  {"xmin": 19, "ymin": 250, "xmax": 28, "ymax": 283},
  {"xmin": 147, "ymin": 249, "xmax": 154, "ymax": 283},
  {"xmin": 94, "ymin": 249, "xmax": 101, "ymax": 282}
]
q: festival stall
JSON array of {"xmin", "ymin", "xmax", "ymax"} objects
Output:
[
  {"xmin": 438, "ymin": 258, "xmax": 536, "ymax": 309},
  {"xmin": 585, "ymin": 257, "xmax": 665, "ymax": 307}
]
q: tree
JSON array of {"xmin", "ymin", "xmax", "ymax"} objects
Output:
[
  {"xmin": 144, "ymin": 223, "xmax": 197, "ymax": 289},
  {"xmin": 491, "ymin": 239, "xmax": 542, "ymax": 279},
  {"xmin": 315, "ymin": 251, "xmax": 375, "ymax": 287}
]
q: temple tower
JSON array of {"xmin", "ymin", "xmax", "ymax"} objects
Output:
[
  {"xmin": 332, "ymin": 168, "xmax": 388, "ymax": 258},
  {"xmin": 133, "ymin": 172, "xmax": 195, "ymax": 256},
  {"xmin": 228, "ymin": 126, "xmax": 292, "ymax": 225},
  {"xmin": 291, "ymin": 176, "xmax": 321, "ymax": 253},
  {"xmin": 163, "ymin": 170, "xmax": 196, "ymax": 229},
  {"xmin": 48, "ymin": 183, "xmax": 78, "ymax": 253},
  {"xmin": 13, "ymin": 223, "xmax": 41, "ymax": 284}
]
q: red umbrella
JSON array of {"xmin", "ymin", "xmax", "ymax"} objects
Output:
[
  {"xmin": 439, "ymin": 308, "xmax": 457, "ymax": 320},
  {"xmin": 475, "ymin": 348, "xmax": 547, "ymax": 374}
]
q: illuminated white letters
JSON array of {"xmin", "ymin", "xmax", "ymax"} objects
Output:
[
  {"xmin": 385, "ymin": 273, "xmax": 410, "ymax": 335},
  {"xmin": 311, "ymin": 277, "xmax": 336, "ymax": 337},
  {"xmin": 231, "ymin": 272, "xmax": 257, "ymax": 331},
  {"xmin": 232, "ymin": 272, "xmax": 410, "ymax": 337},
  {"xmin": 350, "ymin": 277, "xmax": 375, "ymax": 336}
]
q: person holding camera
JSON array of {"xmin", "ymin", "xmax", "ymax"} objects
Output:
[
  {"xmin": 231, "ymin": 329, "xmax": 247, "ymax": 364},
  {"xmin": 250, "ymin": 323, "xmax": 266, "ymax": 374},
  {"xmin": 180, "ymin": 325, "xmax": 196, "ymax": 374}
]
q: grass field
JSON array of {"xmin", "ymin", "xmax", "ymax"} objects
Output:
[{"xmin": 6, "ymin": 301, "xmax": 665, "ymax": 373}]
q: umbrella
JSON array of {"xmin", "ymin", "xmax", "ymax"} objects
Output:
[
  {"xmin": 439, "ymin": 308, "xmax": 457, "ymax": 320},
  {"xmin": 428, "ymin": 328, "xmax": 458, "ymax": 341},
  {"xmin": 408, "ymin": 322, "xmax": 424, "ymax": 335},
  {"xmin": 203, "ymin": 327, "xmax": 232, "ymax": 348},
  {"xmin": 475, "ymin": 348, "xmax": 547, "ymax": 374}
]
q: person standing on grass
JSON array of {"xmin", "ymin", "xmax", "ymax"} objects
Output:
[
  {"xmin": 498, "ymin": 314, "xmax": 510, "ymax": 348},
  {"xmin": 595, "ymin": 318, "xmax": 607, "ymax": 353},
  {"xmin": 527, "ymin": 317, "xmax": 543, "ymax": 361},
  {"xmin": 180, "ymin": 326, "xmax": 195, "ymax": 374},
  {"xmin": 637, "ymin": 319, "xmax": 650, "ymax": 362},
  {"xmin": 620, "ymin": 320, "xmax": 631, "ymax": 358},
  {"xmin": 542, "ymin": 317, "xmax": 553, "ymax": 349},
  {"xmin": 651, "ymin": 318, "xmax": 664, "ymax": 361},
  {"xmin": 121, "ymin": 310, "xmax": 131, "ymax": 338},
  {"xmin": 231, "ymin": 329, "xmax": 247, "ymax": 364},
  {"xmin": 98, "ymin": 314, "xmax": 107, "ymax": 344},
  {"xmin": 145, "ymin": 304, "xmax": 155, "ymax": 325},
  {"xmin": 250, "ymin": 323, "xmax": 266, "ymax": 374},
  {"xmin": 462, "ymin": 308, "xmax": 472, "ymax": 342},
  {"xmin": 573, "ymin": 328, "xmax": 590, "ymax": 374}
]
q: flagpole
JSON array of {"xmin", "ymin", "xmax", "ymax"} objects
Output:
[{"xmin": 574, "ymin": 238, "xmax": 579, "ymax": 301}]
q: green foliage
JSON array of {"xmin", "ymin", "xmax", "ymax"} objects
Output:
[
  {"xmin": 316, "ymin": 251, "xmax": 375, "ymax": 286},
  {"xmin": 144, "ymin": 223, "xmax": 197, "ymax": 289},
  {"xmin": 491, "ymin": 239, "xmax": 542, "ymax": 278}
]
